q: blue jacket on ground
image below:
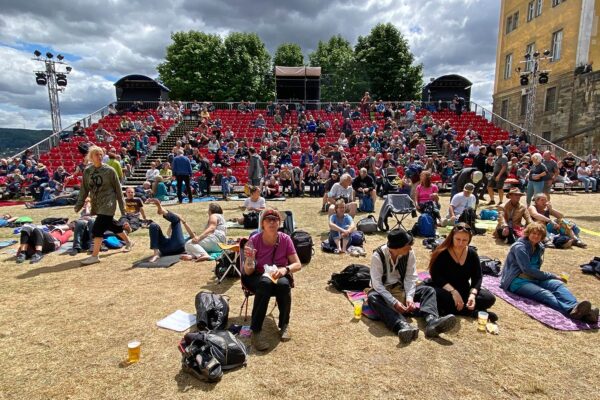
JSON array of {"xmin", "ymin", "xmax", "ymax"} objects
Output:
[
  {"xmin": 172, "ymin": 155, "xmax": 192, "ymax": 176},
  {"xmin": 500, "ymin": 237, "xmax": 557, "ymax": 290}
]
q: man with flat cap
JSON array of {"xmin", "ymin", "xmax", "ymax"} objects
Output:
[{"xmin": 368, "ymin": 229, "xmax": 457, "ymax": 344}]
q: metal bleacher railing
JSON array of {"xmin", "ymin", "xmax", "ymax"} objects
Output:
[{"xmin": 12, "ymin": 99, "xmax": 580, "ymax": 162}]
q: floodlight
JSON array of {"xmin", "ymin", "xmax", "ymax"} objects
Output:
[
  {"xmin": 56, "ymin": 73, "xmax": 67, "ymax": 86},
  {"xmin": 520, "ymin": 74, "xmax": 529, "ymax": 86},
  {"xmin": 543, "ymin": 49, "xmax": 551, "ymax": 56},
  {"xmin": 524, "ymin": 53, "xmax": 531, "ymax": 60},
  {"xmin": 46, "ymin": 52, "xmax": 53, "ymax": 59},
  {"xmin": 533, "ymin": 51, "xmax": 540, "ymax": 58},
  {"xmin": 35, "ymin": 72, "xmax": 47, "ymax": 86},
  {"xmin": 33, "ymin": 50, "xmax": 41, "ymax": 57},
  {"xmin": 57, "ymin": 54, "xmax": 64, "ymax": 61},
  {"xmin": 538, "ymin": 72, "xmax": 549, "ymax": 84},
  {"xmin": 66, "ymin": 66, "xmax": 72, "ymax": 72}
]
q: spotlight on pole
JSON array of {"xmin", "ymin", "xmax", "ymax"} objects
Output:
[
  {"xmin": 520, "ymin": 74, "xmax": 529, "ymax": 86},
  {"xmin": 56, "ymin": 73, "xmax": 67, "ymax": 86},
  {"xmin": 524, "ymin": 53, "xmax": 531, "ymax": 60},
  {"xmin": 57, "ymin": 54, "xmax": 64, "ymax": 61},
  {"xmin": 46, "ymin": 52, "xmax": 54, "ymax": 59},
  {"xmin": 543, "ymin": 49, "xmax": 551, "ymax": 57},
  {"xmin": 66, "ymin": 66, "xmax": 72, "ymax": 72},
  {"xmin": 34, "ymin": 50, "xmax": 42, "ymax": 57},
  {"xmin": 35, "ymin": 72, "xmax": 48, "ymax": 86},
  {"xmin": 533, "ymin": 51, "xmax": 540, "ymax": 58},
  {"xmin": 538, "ymin": 72, "xmax": 549, "ymax": 84}
]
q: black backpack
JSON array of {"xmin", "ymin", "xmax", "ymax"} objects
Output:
[
  {"xmin": 194, "ymin": 292, "xmax": 229, "ymax": 331},
  {"xmin": 328, "ymin": 264, "xmax": 371, "ymax": 291},
  {"xmin": 41, "ymin": 217, "xmax": 69, "ymax": 226},
  {"xmin": 458, "ymin": 207, "xmax": 486, "ymax": 235},
  {"xmin": 243, "ymin": 211, "xmax": 259, "ymax": 229},
  {"xmin": 280, "ymin": 210, "xmax": 295, "ymax": 236},
  {"xmin": 214, "ymin": 250, "xmax": 240, "ymax": 280},
  {"xmin": 479, "ymin": 256, "xmax": 502, "ymax": 276},
  {"xmin": 291, "ymin": 230, "xmax": 314, "ymax": 264}
]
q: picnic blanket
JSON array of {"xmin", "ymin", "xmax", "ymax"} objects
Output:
[
  {"xmin": 345, "ymin": 291, "xmax": 379, "ymax": 320},
  {"xmin": 440, "ymin": 219, "xmax": 497, "ymax": 234},
  {"xmin": 226, "ymin": 221, "xmax": 245, "ymax": 229},
  {"xmin": 0, "ymin": 240, "xmax": 17, "ymax": 249},
  {"xmin": 133, "ymin": 254, "xmax": 182, "ymax": 268},
  {"xmin": 482, "ymin": 275, "xmax": 599, "ymax": 331}
]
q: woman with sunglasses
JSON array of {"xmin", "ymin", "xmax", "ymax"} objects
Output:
[
  {"xmin": 428, "ymin": 223, "xmax": 497, "ymax": 321},
  {"xmin": 243, "ymin": 208, "xmax": 302, "ymax": 351},
  {"xmin": 500, "ymin": 222, "xmax": 598, "ymax": 323}
]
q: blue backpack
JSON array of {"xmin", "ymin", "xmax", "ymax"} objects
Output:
[
  {"xmin": 480, "ymin": 209, "xmax": 498, "ymax": 221},
  {"xmin": 413, "ymin": 213, "xmax": 436, "ymax": 237},
  {"xmin": 359, "ymin": 196, "xmax": 374, "ymax": 213},
  {"xmin": 103, "ymin": 235, "xmax": 124, "ymax": 249}
]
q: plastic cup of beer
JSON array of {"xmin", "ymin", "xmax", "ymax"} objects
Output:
[
  {"xmin": 127, "ymin": 340, "xmax": 141, "ymax": 363},
  {"xmin": 477, "ymin": 312, "xmax": 488, "ymax": 332},
  {"xmin": 353, "ymin": 301, "xmax": 363, "ymax": 319},
  {"xmin": 560, "ymin": 272, "xmax": 570, "ymax": 283}
]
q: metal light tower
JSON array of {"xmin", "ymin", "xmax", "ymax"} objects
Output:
[
  {"xmin": 32, "ymin": 50, "xmax": 72, "ymax": 134},
  {"xmin": 516, "ymin": 50, "xmax": 551, "ymax": 135}
]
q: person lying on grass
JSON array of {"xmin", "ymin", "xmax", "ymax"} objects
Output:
[{"xmin": 145, "ymin": 198, "xmax": 195, "ymax": 263}]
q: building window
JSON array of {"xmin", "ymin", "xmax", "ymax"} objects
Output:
[
  {"xmin": 525, "ymin": 43, "xmax": 536, "ymax": 71},
  {"xmin": 536, "ymin": 0, "xmax": 543, "ymax": 16},
  {"xmin": 551, "ymin": 29, "xmax": 563, "ymax": 61},
  {"xmin": 501, "ymin": 99, "xmax": 509, "ymax": 119},
  {"xmin": 506, "ymin": 15, "xmax": 513, "ymax": 34},
  {"xmin": 520, "ymin": 94, "xmax": 528, "ymax": 116},
  {"xmin": 542, "ymin": 131, "xmax": 552, "ymax": 141},
  {"xmin": 512, "ymin": 12, "xmax": 519, "ymax": 31},
  {"xmin": 527, "ymin": 1, "xmax": 535, "ymax": 21},
  {"xmin": 545, "ymin": 87, "xmax": 557, "ymax": 112},
  {"xmin": 504, "ymin": 54, "xmax": 513, "ymax": 79}
]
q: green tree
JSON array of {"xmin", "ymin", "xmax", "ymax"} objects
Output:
[
  {"xmin": 273, "ymin": 43, "xmax": 304, "ymax": 66},
  {"xmin": 308, "ymin": 35, "xmax": 357, "ymax": 101},
  {"xmin": 223, "ymin": 32, "xmax": 273, "ymax": 100},
  {"xmin": 157, "ymin": 31, "xmax": 227, "ymax": 100},
  {"xmin": 354, "ymin": 23, "xmax": 423, "ymax": 100}
]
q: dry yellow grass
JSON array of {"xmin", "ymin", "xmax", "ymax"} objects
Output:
[{"xmin": 0, "ymin": 192, "xmax": 599, "ymax": 400}]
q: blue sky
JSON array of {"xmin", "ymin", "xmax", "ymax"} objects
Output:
[{"xmin": 0, "ymin": 0, "xmax": 500, "ymax": 130}]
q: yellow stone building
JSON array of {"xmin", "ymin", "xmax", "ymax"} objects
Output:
[{"xmin": 493, "ymin": 0, "xmax": 599, "ymax": 155}]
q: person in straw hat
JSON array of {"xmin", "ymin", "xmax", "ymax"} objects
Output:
[{"xmin": 494, "ymin": 187, "xmax": 532, "ymax": 244}]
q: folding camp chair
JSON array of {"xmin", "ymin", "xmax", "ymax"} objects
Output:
[
  {"xmin": 377, "ymin": 193, "xmax": 417, "ymax": 232},
  {"xmin": 216, "ymin": 242, "xmax": 241, "ymax": 284}
]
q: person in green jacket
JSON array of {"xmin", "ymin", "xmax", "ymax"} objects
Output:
[
  {"xmin": 105, "ymin": 152, "xmax": 124, "ymax": 182},
  {"xmin": 74, "ymin": 146, "xmax": 133, "ymax": 265}
]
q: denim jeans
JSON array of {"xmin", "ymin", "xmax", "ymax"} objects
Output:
[
  {"xmin": 577, "ymin": 175, "xmax": 597, "ymax": 192},
  {"xmin": 72, "ymin": 219, "xmax": 94, "ymax": 250},
  {"xmin": 148, "ymin": 211, "xmax": 185, "ymax": 255},
  {"xmin": 526, "ymin": 180, "xmax": 545, "ymax": 205},
  {"xmin": 512, "ymin": 278, "xmax": 577, "ymax": 315}
]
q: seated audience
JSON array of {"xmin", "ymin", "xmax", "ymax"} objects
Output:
[
  {"xmin": 442, "ymin": 183, "xmax": 476, "ymax": 226},
  {"xmin": 428, "ymin": 223, "xmax": 497, "ymax": 320},
  {"xmin": 220, "ymin": 169, "xmax": 238, "ymax": 200},
  {"xmin": 368, "ymin": 229, "xmax": 457, "ymax": 344},
  {"xmin": 234, "ymin": 185, "xmax": 266, "ymax": 226},
  {"xmin": 183, "ymin": 203, "xmax": 227, "ymax": 262},
  {"xmin": 327, "ymin": 173, "xmax": 357, "ymax": 216},
  {"xmin": 495, "ymin": 188, "xmax": 532, "ymax": 244},
  {"xmin": 264, "ymin": 176, "xmax": 281, "ymax": 199},
  {"xmin": 242, "ymin": 209, "xmax": 302, "ymax": 351},
  {"xmin": 352, "ymin": 168, "xmax": 377, "ymax": 210},
  {"xmin": 577, "ymin": 160, "xmax": 597, "ymax": 193},
  {"xmin": 528, "ymin": 193, "xmax": 586, "ymax": 248},
  {"xmin": 500, "ymin": 222, "xmax": 598, "ymax": 323},
  {"xmin": 328, "ymin": 199, "xmax": 356, "ymax": 254}
]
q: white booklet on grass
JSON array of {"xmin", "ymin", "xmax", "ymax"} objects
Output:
[{"xmin": 156, "ymin": 310, "xmax": 197, "ymax": 332}]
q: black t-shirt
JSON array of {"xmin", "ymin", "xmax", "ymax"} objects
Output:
[
  {"xmin": 352, "ymin": 174, "xmax": 375, "ymax": 191},
  {"xmin": 124, "ymin": 197, "xmax": 143, "ymax": 214},
  {"xmin": 430, "ymin": 247, "xmax": 482, "ymax": 298}
]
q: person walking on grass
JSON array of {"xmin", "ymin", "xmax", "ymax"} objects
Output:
[
  {"xmin": 172, "ymin": 149, "xmax": 193, "ymax": 204},
  {"xmin": 74, "ymin": 146, "xmax": 134, "ymax": 265}
]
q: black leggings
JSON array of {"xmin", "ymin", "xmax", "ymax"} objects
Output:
[
  {"xmin": 19, "ymin": 226, "xmax": 56, "ymax": 256},
  {"xmin": 431, "ymin": 287, "xmax": 496, "ymax": 317}
]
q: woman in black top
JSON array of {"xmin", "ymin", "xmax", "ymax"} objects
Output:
[{"xmin": 428, "ymin": 223, "xmax": 497, "ymax": 321}]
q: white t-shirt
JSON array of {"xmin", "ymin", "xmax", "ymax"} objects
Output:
[
  {"xmin": 448, "ymin": 192, "xmax": 476, "ymax": 218},
  {"xmin": 244, "ymin": 197, "xmax": 266, "ymax": 211},
  {"xmin": 329, "ymin": 183, "xmax": 354, "ymax": 201}
]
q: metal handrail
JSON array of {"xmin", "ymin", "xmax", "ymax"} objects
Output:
[{"xmin": 468, "ymin": 101, "xmax": 581, "ymax": 160}]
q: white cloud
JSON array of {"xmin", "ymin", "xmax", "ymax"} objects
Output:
[{"xmin": 0, "ymin": 0, "xmax": 499, "ymax": 129}]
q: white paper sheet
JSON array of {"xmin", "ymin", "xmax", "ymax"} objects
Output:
[{"xmin": 156, "ymin": 310, "xmax": 197, "ymax": 332}]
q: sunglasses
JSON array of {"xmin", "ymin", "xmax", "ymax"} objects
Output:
[{"xmin": 453, "ymin": 224, "xmax": 472, "ymax": 233}]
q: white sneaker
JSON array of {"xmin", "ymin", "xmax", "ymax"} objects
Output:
[
  {"xmin": 123, "ymin": 241, "xmax": 135, "ymax": 252},
  {"xmin": 81, "ymin": 256, "xmax": 100, "ymax": 265}
]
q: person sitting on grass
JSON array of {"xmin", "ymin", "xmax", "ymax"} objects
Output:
[
  {"xmin": 500, "ymin": 222, "xmax": 598, "ymax": 323},
  {"xmin": 368, "ymin": 229, "xmax": 457, "ymax": 344},
  {"xmin": 495, "ymin": 187, "xmax": 532, "ymax": 244},
  {"xmin": 242, "ymin": 208, "xmax": 302, "ymax": 351},
  {"xmin": 327, "ymin": 173, "xmax": 357, "ymax": 217},
  {"xmin": 234, "ymin": 185, "xmax": 266, "ymax": 226},
  {"xmin": 264, "ymin": 176, "xmax": 281, "ymax": 199},
  {"xmin": 16, "ymin": 226, "xmax": 73, "ymax": 264},
  {"xmin": 328, "ymin": 199, "xmax": 356, "ymax": 254},
  {"xmin": 183, "ymin": 203, "xmax": 227, "ymax": 262},
  {"xmin": 441, "ymin": 183, "xmax": 477, "ymax": 227},
  {"xmin": 428, "ymin": 223, "xmax": 497, "ymax": 321},
  {"xmin": 146, "ymin": 198, "xmax": 195, "ymax": 263},
  {"xmin": 152, "ymin": 175, "xmax": 171, "ymax": 201},
  {"xmin": 220, "ymin": 168, "xmax": 237, "ymax": 200},
  {"xmin": 119, "ymin": 187, "xmax": 147, "ymax": 233},
  {"xmin": 528, "ymin": 193, "xmax": 587, "ymax": 248}
]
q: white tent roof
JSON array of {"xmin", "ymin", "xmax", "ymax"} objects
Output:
[{"xmin": 275, "ymin": 66, "xmax": 321, "ymax": 77}]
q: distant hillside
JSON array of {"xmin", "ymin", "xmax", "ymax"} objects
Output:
[{"xmin": 0, "ymin": 128, "xmax": 52, "ymax": 158}]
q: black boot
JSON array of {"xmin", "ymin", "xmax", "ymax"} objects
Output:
[
  {"xmin": 425, "ymin": 314, "xmax": 457, "ymax": 338},
  {"xmin": 396, "ymin": 320, "xmax": 419, "ymax": 344}
]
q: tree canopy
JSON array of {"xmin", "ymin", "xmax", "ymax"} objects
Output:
[
  {"xmin": 273, "ymin": 43, "xmax": 304, "ymax": 67},
  {"xmin": 157, "ymin": 24, "xmax": 423, "ymax": 102}
]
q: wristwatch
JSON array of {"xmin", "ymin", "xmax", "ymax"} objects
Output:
[{"xmin": 285, "ymin": 266, "xmax": 291, "ymax": 275}]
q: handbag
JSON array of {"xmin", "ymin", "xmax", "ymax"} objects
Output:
[{"xmin": 357, "ymin": 215, "xmax": 378, "ymax": 234}]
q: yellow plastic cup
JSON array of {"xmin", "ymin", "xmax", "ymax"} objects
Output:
[{"xmin": 127, "ymin": 340, "xmax": 141, "ymax": 363}]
